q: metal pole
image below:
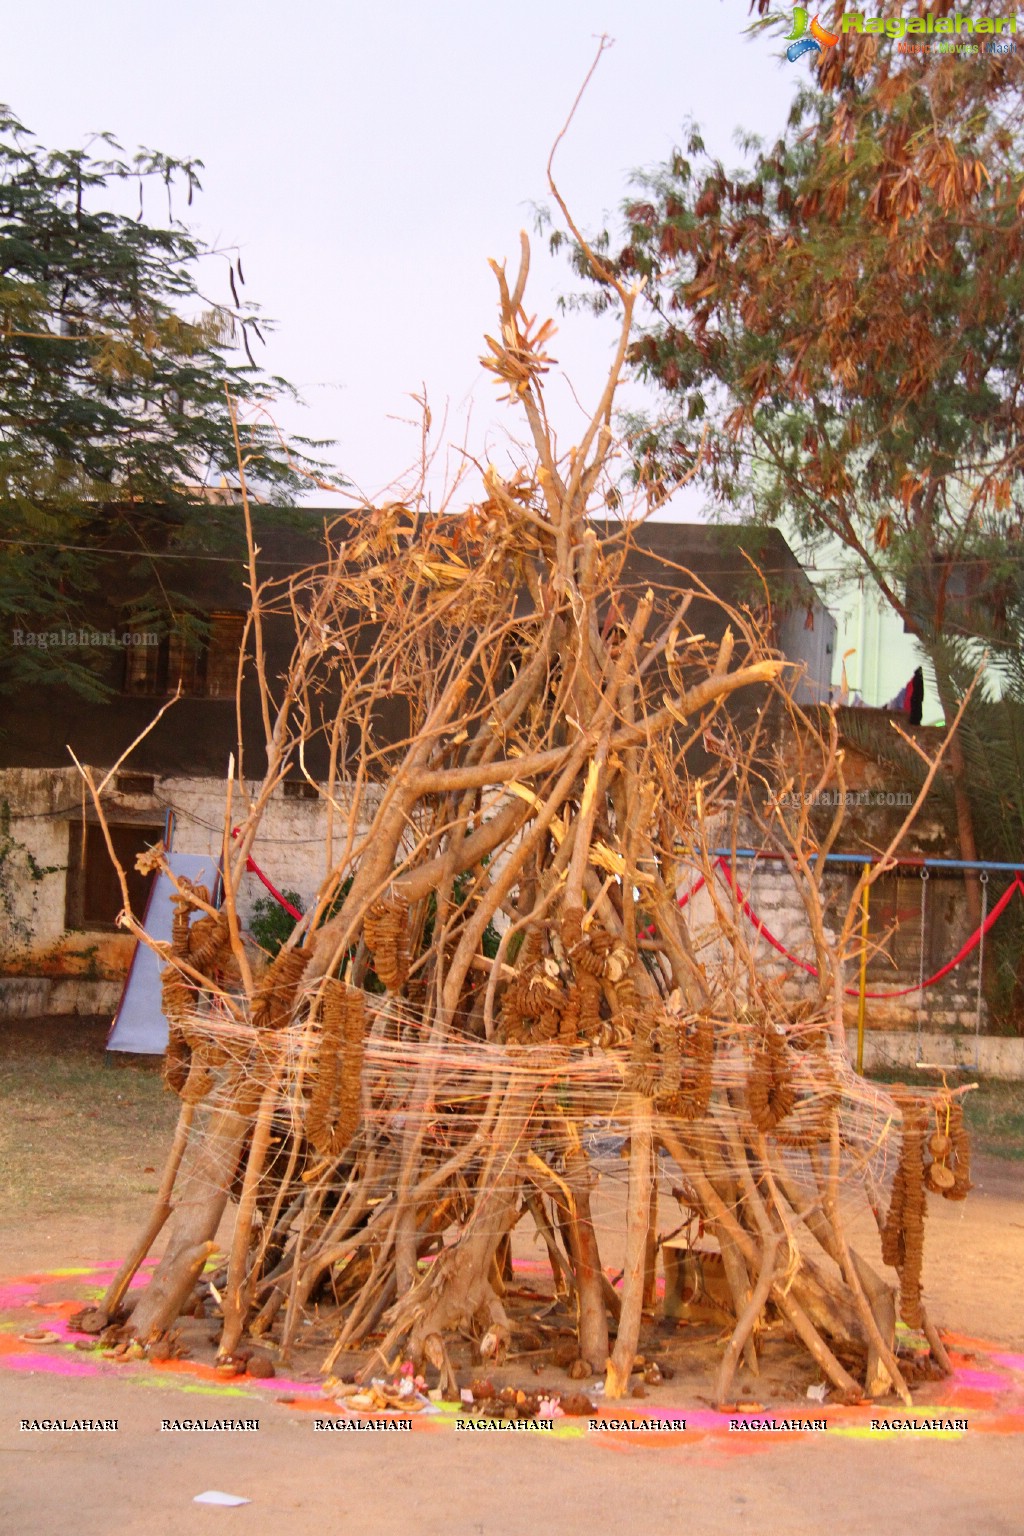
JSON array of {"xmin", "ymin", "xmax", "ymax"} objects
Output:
[
  {"xmin": 856, "ymin": 864, "xmax": 869, "ymax": 1073},
  {"xmin": 710, "ymin": 848, "xmax": 1024, "ymax": 874},
  {"xmin": 915, "ymin": 870, "xmax": 929, "ymax": 1067},
  {"xmin": 975, "ymin": 872, "xmax": 989, "ymax": 1072}
]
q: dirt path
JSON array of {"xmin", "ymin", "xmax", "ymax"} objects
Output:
[
  {"xmin": 3, "ymin": 1160, "xmax": 1024, "ymax": 1536},
  {"xmin": 2, "ymin": 1023, "xmax": 1024, "ymax": 1534},
  {"xmin": 2, "ymin": 1367, "xmax": 1023, "ymax": 1536}
]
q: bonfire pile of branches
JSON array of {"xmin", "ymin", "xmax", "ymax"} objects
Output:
[{"xmin": 78, "ymin": 226, "xmax": 972, "ymax": 1409}]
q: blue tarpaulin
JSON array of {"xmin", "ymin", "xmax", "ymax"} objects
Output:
[{"xmin": 106, "ymin": 852, "xmax": 220, "ymax": 1054}]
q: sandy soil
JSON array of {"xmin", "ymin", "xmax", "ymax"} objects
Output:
[
  {"xmin": 2, "ymin": 1020, "xmax": 1023, "ymax": 1535},
  {"xmin": 3, "ymin": 1368, "xmax": 1022, "ymax": 1536},
  {"xmin": 3, "ymin": 1154, "xmax": 1024, "ymax": 1536}
]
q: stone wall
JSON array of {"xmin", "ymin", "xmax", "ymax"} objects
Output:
[
  {"xmin": 0, "ymin": 767, "xmax": 376, "ymax": 1021},
  {"xmin": 685, "ymin": 855, "xmax": 985, "ymax": 1034},
  {"xmin": 0, "ymin": 765, "xmax": 991, "ymax": 1035}
]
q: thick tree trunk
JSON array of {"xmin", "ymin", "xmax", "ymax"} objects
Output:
[
  {"xmin": 564, "ymin": 1145, "xmax": 610, "ymax": 1372},
  {"xmin": 374, "ymin": 1100, "xmax": 528, "ymax": 1376},
  {"xmin": 715, "ymin": 1233, "xmax": 779, "ymax": 1407},
  {"xmin": 219, "ymin": 1062, "xmax": 284, "ymax": 1357},
  {"xmin": 605, "ymin": 1096, "xmax": 653, "ymax": 1399},
  {"xmin": 101, "ymin": 1101, "xmax": 195, "ymax": 1318},
  {"xmin": 126, "ymin": 1102, "xmax": 251, "ymax": 1341}
]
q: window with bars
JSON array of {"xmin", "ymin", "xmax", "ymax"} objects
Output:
[{"xmin": 122, "ymin": 612, "xmax": 244, "ymax": 698}]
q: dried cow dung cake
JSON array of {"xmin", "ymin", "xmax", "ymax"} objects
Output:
[
  {"xmin": 364, "ymin": 895, "xmax": 411, "ymax": 991},
  {"xmin": 305, "ymin": 981, "xmax": 366, "ymax": 1156},
  {"xmin": 746, "ymin": 1022, "xmax": 796, "ymax": 1132},
  {"xmin": 881, "ymin": 1108, "xmax": 928, "ymax": 1330}
]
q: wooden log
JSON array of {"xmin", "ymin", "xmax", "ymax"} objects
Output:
[
  {"xmin": 102, "ymin": 1101, "xmax": 195, "ymax": 1318},
  {"xmin": 564, "ymin": 1146, "xmax": 610, "ymax": 1372},
  {"xmin": 219, "ymin": 1056, "xmax": 284, "ymax": 1358},
  {"xmin": 715, "ymin": 1233, "xmax": 780, "ymax": 1407},
  {"xmin": 125, "ymin": 1101, "xmax": 252, "ymax": 1340},
  {"xmin": 132, "ymin": 1241, "xmax": 216, "ymax": 1345},
  {"xmin": 605, "ymin": 1095, "xmax": 653, "ymax": 1399}
]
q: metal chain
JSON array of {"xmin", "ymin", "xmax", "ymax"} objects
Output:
[
  {"xmin": 975, "ymin": 871, "xmax": 989, "ymax": 1070},
  {"xmin": 915, "ymin": 869, "xmax": 929, "ymax": 1065}
]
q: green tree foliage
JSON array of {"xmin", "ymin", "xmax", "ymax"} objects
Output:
[
  {"xmin": 248, "ymin": 889, "xmax": 306, "ymax": 959},
  {"xmin": 0, "ymin": 106, "xmax": 337, "ymax": 696}
]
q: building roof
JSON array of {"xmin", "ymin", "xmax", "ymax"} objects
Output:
[{"xmin": 0, "ymin": 513, "xmax": 831, "ymax": 775}]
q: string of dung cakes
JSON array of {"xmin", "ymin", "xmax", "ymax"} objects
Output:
[
  {"xmin": 187, "ymin": 916, "xmax": 232, "ymax": 974},
  {"xmin": 305, "ymin": 981, "xmax": 367, "ymax": 1156},
  {"xmin": 772, "ymin": 1051, "xmax": 840, "ymax": 1149},
  {"xmin": 925, "ymin": 1098, "xmax": 973, "ymax": 1200},
  {"xmin": 162, "ymin": 880, "xmax": 280, "ymax": 1105},
  {"xmin": 251, "ymin": 944, "xmax": 311, "ymax": 1031},
  {"xmin": 880, "ymin": 1105, "xmax": 928, "ymax": 1329},
  {"xmin": 499, "ymin": 963, "xmax": 563, "ymax": 1045},
  {"xmin": 613, "ymin": 956, "xmax": 661, "ymax": 1097},
  {"xmin": 363, "ymin": 893, "xmax": 411, "ymax": 991},
  {"xmin": 560, "ymin": 906, "xmax": 634, "ymax": 1050},
  {"xmin": 746, "ymin": 1019, "xmax": 797, "ymax": 1132},
  {"xmin": 161, "ymin": 882, "xmax": 227, "ymax": 1096},
  {"xmin": 558, "ymin": 982, "xmax": 582, "ymax": 1045},
  {"xmin": 659, "ymin": 1013, "xmax": 715, "ymax": 1120},
  {"xmin": 499, "ymin": 911, "xmax": 630, "ymax": 1050},
  {"xmin": 655, "ymin": 1010, "xmax": 682, "ymax": 1103},
  {"xmin": 161, "ymin": 974, "xmax": 192, "ymax": 1094}
]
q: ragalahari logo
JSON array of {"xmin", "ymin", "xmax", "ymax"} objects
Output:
[{"xmin": 786, "ymin": 7, "xmax": 840, "ymax": 61}]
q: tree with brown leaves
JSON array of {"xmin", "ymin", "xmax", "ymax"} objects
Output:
[{"xmin": 563, "ymin": 0, "xmax": 1024, "ymax": 911}]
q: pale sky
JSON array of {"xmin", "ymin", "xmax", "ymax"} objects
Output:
[{"xmin": 9, "ymin": 1, "xmax": 801, "ymax": 511}]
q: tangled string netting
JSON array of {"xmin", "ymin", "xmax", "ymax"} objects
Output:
[
  {"xmin": 166, "ymin": 1008, "xmax": 900, "ymax": 1175},
  {"xmin": 150, "ymin": 884, "xmax": 969, "ymax": 1349},
  {"xmin": 168, "ymin": 955, "xmax": 887, "ymax": 1222},
  {"xmin": 129, "ymin": 788, "xmax": 975, "ymax": 1417}
]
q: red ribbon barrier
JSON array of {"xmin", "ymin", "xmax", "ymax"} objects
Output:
[
  {"xmin": 245, "ymin": 857, "xmax": 304, "ymax": 922},
  {"xmin": 715, "ymin": 856, "xmax": 1024, "ymax": 999},
  {"xmin": 231, "ymin": 829, "xmax": 304, "ymax": 922},
  {"xmin": 715, "ymin": 858, "xmax": 819, "ymax": 977},
  {"xmin": 228, "ymin": 824, "xmax": 1019, "ymax": 999}
]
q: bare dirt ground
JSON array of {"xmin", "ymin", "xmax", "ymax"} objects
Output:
[{"xmin": 2, "ymin": 1020, "xmax": 1024, "ymax": 1535}]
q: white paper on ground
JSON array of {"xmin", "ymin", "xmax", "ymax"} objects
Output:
[{"xmin": 193, "ymin": 1491, "xmax": 251, "ymax": 1507}]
